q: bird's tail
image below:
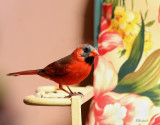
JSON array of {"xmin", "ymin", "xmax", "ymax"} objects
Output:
[{"xmin": 7, "ymin": 69, "xmax": 40, "ymax": 76}]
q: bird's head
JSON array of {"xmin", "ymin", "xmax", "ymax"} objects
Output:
[{"xmin": 73, "ymin": 44, "xmax": 99, "ymax": 65}]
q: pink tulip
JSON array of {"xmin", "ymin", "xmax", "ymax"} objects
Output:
[
  {"xmin": 149, "ymin": 113, "xmax": 160, "ymax": 125},
  {"xmin": 98, "ymin": 30, "xmax": 123, "ymax": 55},
  {"xmin": 86, "ymin": 2, "xmax": 124, "ymax": 125},
  {"xmin": 102, "ymin": 3, "xmax": 112, "ymax": 24},
  {"xmin": 87, "ymin": 92, "xmax": 154, "ymax": 125},
  {"xmin": 93, "ymin": 2, "xmax": 123, "ymax": 96},
  {"xmin": 97, "ymin": 3, "xmax": 123, "ymax": 56},
  {"xmin": 87, "ymin": 2, "xmax": 160, "ymax": 125},
  {"xmin": 94, "ymin": 56, "xmax": 118, "ymax": 98}
]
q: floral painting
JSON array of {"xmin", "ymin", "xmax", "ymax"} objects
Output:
[{"xmin": 86, "ymin": 0, "xmax": 160, "ymax": 125}]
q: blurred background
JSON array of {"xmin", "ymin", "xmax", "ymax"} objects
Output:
[
  {"xmin": 0, "ymin": 0, "xmax": 94, "ymax": 125},
  {"xmin": 1, "ymin": 0, "xmax": 160, "ymax": 125}
]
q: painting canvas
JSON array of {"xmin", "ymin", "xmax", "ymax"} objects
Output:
[{"xmin": 86, "ymin": 0, "xmax": 160, "ymax": 124}]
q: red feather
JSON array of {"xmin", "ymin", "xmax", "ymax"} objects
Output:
[{"xmin": 7, "ymin": 44, "xmax": 99, "ymax": 97}]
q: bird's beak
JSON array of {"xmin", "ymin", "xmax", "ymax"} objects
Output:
[{"xmin": 89, "ymin": 49, "xmax": 99, "ymax": 57}]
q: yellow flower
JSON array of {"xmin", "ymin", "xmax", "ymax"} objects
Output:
[
  {"xmin": 124, "ymin": 23, "xmax": 140, "ymax": 35},
  {"xmin": 117, "ymin": 28, "xmax": 125, "ymax": 38},
  {"xmin": 119, "ymin": 16, "xmax": 127, "ymax": 29},
  {"xmin": 145, "ymin": 31, "xmax": 151, "ymax": 40},
  {"xmin": 114, "ymin": 7, "xmax": 140, "ymax": 34},
  {"xmin": 123, "ymin": 34, "xmax": 136, "ymax": 45},
  {"xmin": 109, "ymin": 6, "xmax": 153, "ymax": 57},
  {"xmin": 114, "ymin": 6, "xmax": 127, "ymax": 29},
  {"xmin": 144, "ymin": 32, "xmax": 153, "ymax": 55},
  {"xmin": 122, "ymin": 34, "xmax": 138, "ymax": 57},
  {"xmin": 132, "ymin": 12, "xmax": 141, "ymax": 24},
  {"xmin": 114, "ymin": 6, "xmax": 125, "ymax": 17},
  {"xmin": 110, "ymin": 19, "xmax": 119, "ymax": 30},
  {"xmin": 125, "ymin": 10, "xmax": 135, "ymax": 22}
]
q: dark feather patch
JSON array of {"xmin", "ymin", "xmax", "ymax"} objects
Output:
[{"xmin": 85, "ymin": 57, "xmax": 94, "ymax": 65}]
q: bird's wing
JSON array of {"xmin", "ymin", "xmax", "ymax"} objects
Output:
[{"xmin": 41, "ymin": 55, "xmax": 72, "ymax": 76}]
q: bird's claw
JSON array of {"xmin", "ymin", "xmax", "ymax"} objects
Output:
[
  {"xmin": 76, "ymin": 92, "xmax": 84, "ymax": 97},
  {"xmin": 75, "ymin": 92, "xmax": 84, "ymax": 97},
  {"xmin": 64, "ymin": 92, "xmax": 84, "ymax": 98}
]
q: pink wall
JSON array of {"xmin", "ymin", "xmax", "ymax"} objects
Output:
[{"xmin": 0, "ymin": 0, "xmax": 93, "ymax": 125}]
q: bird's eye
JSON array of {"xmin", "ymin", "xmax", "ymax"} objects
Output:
[{"xmin": 84, "ymin": 47, "xmax": 89, "ymax": 53}]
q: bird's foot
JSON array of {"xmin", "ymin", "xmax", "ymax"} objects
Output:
[
  {"xmin": 65, "ymin": 92, "xmax": 84, "ymax": 98},
  {"xmin": 73, "ymin": 92, "xmax": 84, "ymax": 97}
]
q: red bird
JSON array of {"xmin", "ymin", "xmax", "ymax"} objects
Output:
[{"xmin": 7, "ymin": 44, "xmax": 99, "ymax": 97}]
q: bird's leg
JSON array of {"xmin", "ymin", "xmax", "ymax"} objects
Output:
[
  {"xmin": 59, "ymin": 84, "xmax": 84, "ymax": 98},
  {"xmin": 66, "ymin": 85, "xmax": 84, "ymax": 97},
  {"xmin": 59, "ymin": 84, "xmax": 72, "ymax": 96},
  {"xmin": 66, "ymin": 85, "xmax": 74, "ymax": 94}
]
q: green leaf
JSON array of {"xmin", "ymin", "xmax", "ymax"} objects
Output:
[
  {"xmin": 145, "ymin": 20, "xmax": 155, "ymax": 27},
  {"xmin": 120, "ymin": 49, "xmax": 126, "ymax": 57},
  {"xmin": 118, "ymin": 15, "xmax": 145, "ymax": 81},
  {"xmin": 120, "ymin": 0, "xmax": 122, "ymax": 6},
  {"xmin": 112, "ymin": 0, "xmax": 119, "ymax": 18},
  {"xmin": 114, "ymin": 49, "xmax": 160, "ymax": 106},
  {"xmin": 94, "ymin": 0, "xmax": 104, "ymax": 49},
  {"xmin": 104, "ymin": 0, "xmax": 112, "ymax": 3},
  {"xmin": 131, "ymin": 0, "xmax": 134, "ymax": 10},
  {"xmin": 123, "ymin": 0, "xmax": 125, "ymax": 7},
  {"xmin": 144, "ymin": 9, "xmax": 148, "ymax": 21},
  {"xmin": 140, "ymin": 85, "xmax": 160, "ymax": 106},
  {"xmin": 113, "ymin": 0, "xmax": 118, "ymax": 9}
]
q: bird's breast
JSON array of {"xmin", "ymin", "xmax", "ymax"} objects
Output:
[{"xmin": 61, "ymin": 61, "xmax": 92, "ymax": 85}]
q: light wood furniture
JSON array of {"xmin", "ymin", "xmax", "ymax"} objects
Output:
[{"xmin": 24, "ymin": 86, "xmax": 93, "ymax": 125}]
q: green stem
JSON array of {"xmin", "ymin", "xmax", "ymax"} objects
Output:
[
  {"xmin": 131, "ymin": 0, "xmax": 134, "ymax": 10},
  {"xmin": 104, "ymin": 0, "xmax": 112, "ymax": 3},
  {"xmin": 123, "ymin": 0, "xmax": 125, "ymax": 8},
  {"xmin": 120, "ymin": 0, "xmax": 122, "ymax": 6}
]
